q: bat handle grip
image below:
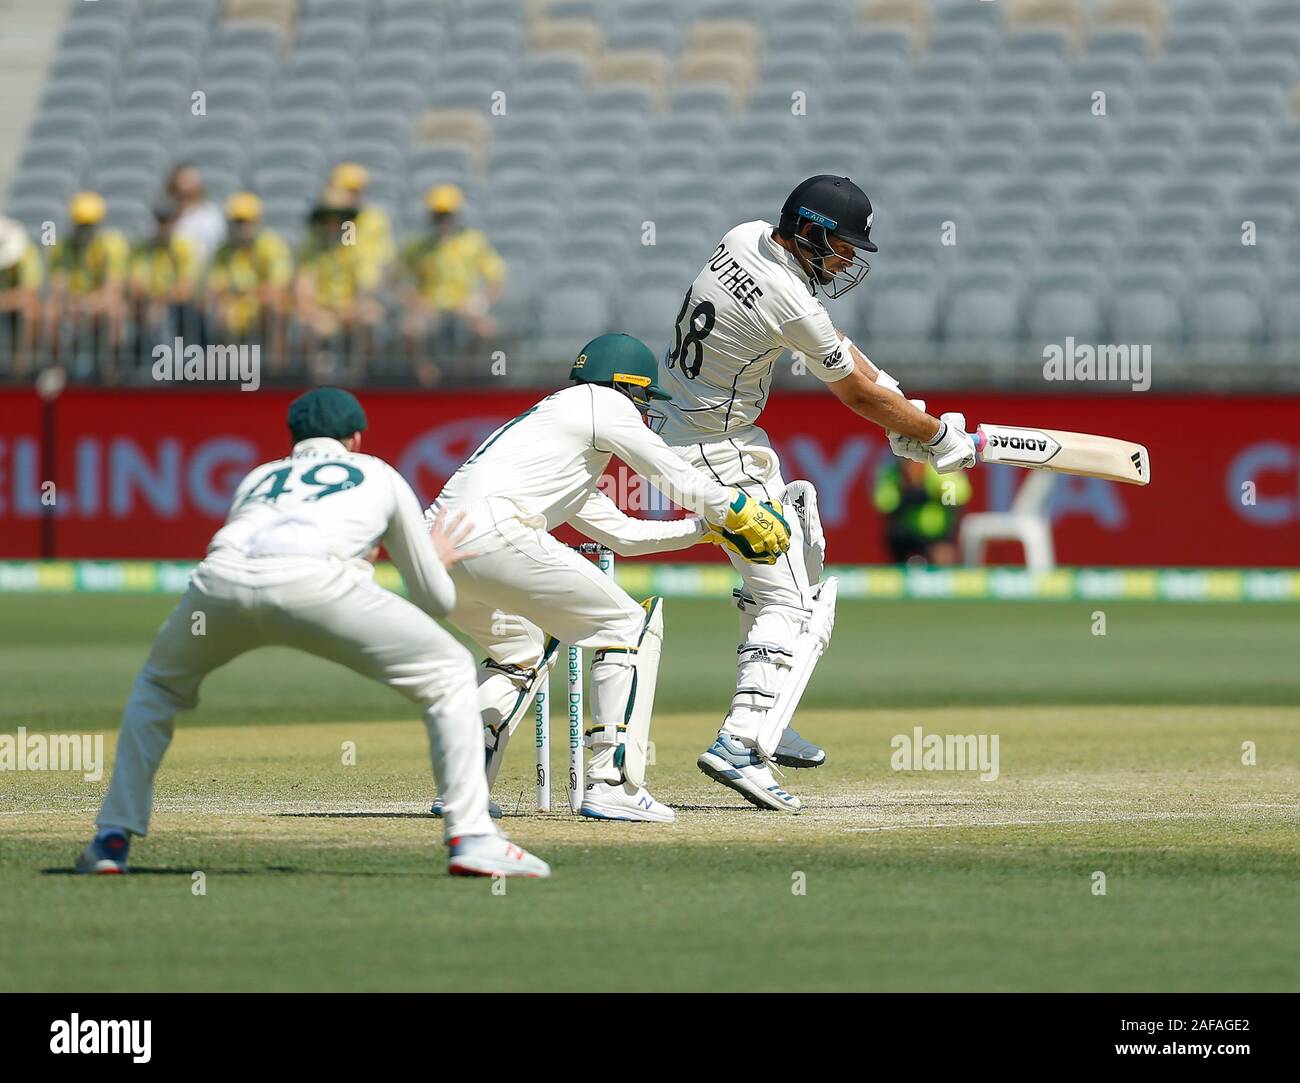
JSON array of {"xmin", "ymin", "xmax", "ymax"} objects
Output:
[{"xmin": 969, "ymin": 431, "xmax": 986, "ymax": 453}]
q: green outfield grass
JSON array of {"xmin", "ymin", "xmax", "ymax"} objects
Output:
[{"xmin": 1, "ymin": 595, "xmax": 1297, "ymax": 991}]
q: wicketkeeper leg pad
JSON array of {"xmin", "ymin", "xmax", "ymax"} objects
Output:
[
  {"xmin": 586, "ymin": 597, "xmax": 664, "ymax": 788},
  {"xmin": 477, "ymin": 638, "xmax": 559, "ymax": 787}
]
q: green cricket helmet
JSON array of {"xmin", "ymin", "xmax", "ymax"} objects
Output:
[{"xmin": 569, "ymin": 333, "xmax": 671, "ymax": 405}]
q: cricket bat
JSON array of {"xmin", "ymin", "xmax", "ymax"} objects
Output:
[{"xmin": 971, "ymin": 424, "xmax": 1151, "ymax": 486}]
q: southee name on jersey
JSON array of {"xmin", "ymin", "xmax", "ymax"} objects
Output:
[{"xmin": 704, "ymin": 241, "xmax": 765, "ymax": 309}]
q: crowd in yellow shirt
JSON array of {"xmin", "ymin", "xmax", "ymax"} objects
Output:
[{"xmin": 0, "ymin": 162, "xmax": 508, "ymax": 384}]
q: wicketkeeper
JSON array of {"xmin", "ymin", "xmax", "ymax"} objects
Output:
[
  {"xmin": 76, "ymin": 388, "xmax": 549, "ymax": 878},
  {"xmin": 427, "ymin": 333, "xmax": 791, "ymax": 822}
]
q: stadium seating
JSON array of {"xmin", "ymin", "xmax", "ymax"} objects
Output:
[{"xmin": 2, "ymin": 0, "xmax": 1298, "ymax": 380}]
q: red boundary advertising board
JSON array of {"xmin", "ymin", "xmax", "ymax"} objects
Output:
[{"xmin": 1, "ymin": 387, "xmax": 1297, "ymax": 565}]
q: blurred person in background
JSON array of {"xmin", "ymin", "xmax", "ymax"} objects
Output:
[
  {"xmin": 207, "ymin": 192, "xmax": 294, "ymax": 368},
  {"xmin": 399, "ymin": 183, "xmax": 505, "ymax": 387},
  {"xmin": 294, "ymin": 187, "xmax": 384, "ymax": 380},
  {"xmin": 329, "ymin": 161, "xmax": 395, "ymax": 285},
  {"xmin": 873, "ymin": 457, "xmax": 971, "ymax": 566},
  {"xmin": 166, "ymin": 163, "xmax": 226, "ymax": 270},
  {"xmin": 0, "ymin": 216, "xmax": 43, "ymax": 377},
  {"xmin": 129, "ymin": 198, "xmax": 200, "ymax": 360},
  {"xmin": 43, "ymin": 191, "xmax": 129, "ymax": 379}
]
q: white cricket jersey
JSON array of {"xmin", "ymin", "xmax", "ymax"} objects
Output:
[
  {"xmin": 656, "ymin": 219, "xmax": 854, "ymax": 444},
  {"xmin": 432, "ymin": 383, "xmax": 732, "ymax": 549},
  {"xmin": 205, "ymin": 437, "xmax": 456, "ymax": 616}
]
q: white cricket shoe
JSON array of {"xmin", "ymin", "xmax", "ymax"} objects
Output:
[
  {"xmin": 774, "ymin": 724, "xmax": 826, "ymax": 768},
  {"xmin": 697, "ymin": 734, "xmax": 802, "ymax": 812},
  {"xmin": 447, "ymin": 833, "xmax": 550, "ymax": 878},
  {"xmin": 580, "ymin": 780, "xmax": 676, "ymax": 822}
]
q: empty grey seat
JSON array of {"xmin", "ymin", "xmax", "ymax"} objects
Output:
[
  {"xmin": 1030, "ymin": 145, "xmax": 1104, "ymax": 181},
  {"xmin": 360, "ymin": 47, "xmax": 434, "ymax": 83},
  {"xmin": 262, "ymin": 111, "xmax": 337, "ymax": 147},
  {"xmin": 1267, "ymin": 276, "xmax": 1300, "ymax": 363},
  {"xmin": 125, "ymin": 50, "xmax": 200, "ymax": 85},
  {"xmin": 283, "ymin": 49, "xmax": 358, "ymax": 83},
  {"xmin": 49, "ymin": 48, "xmax": 120, "ymax": 86},
  {"xmin": 1223, "ymin": 56, "xmax": 1298, "ymax": 92},
  {"xmin": 859, "ymin": 263, "xmax": 942, "ymax": 363},
  {"xmin": 1107, "ymin": 268, "xmax": 1184, "ymax": 345},
  {"xmin": 212, "ymin": 21, "xmax": 284, "ymax": 54},
  {"xmin": 1024, "ymin": 270, "xmax": 1107, "ymax": 345},
  {"xmin": 197, "ymin": 79, "xmax": 269, "ymax": 118},
  {"xmin": 1086, "ymin": 26, "xmax": 1153, "ymax": 58},
  {"xmin": 1187, "ymin": 268, "xmax": 1268, "ymax": 363},
  {"xmin": 181, "ymin": 138, "xmax": 248, "ymax": 173},
  {"xmin": 342, "ymin": 113, "xmax": 411, "ymax": 147},
  {"xmin": 20, "ymin": 138, "xmax": 90, "ymax": 173},
  {"xmin": 94, "ymin": 138, "xmax": 169, "ymax": 176},
  {"xmin": 28, "ymin": 108, "xmax": 101, "ymax": 146},
  {"xmin": 1166, "ymin": 26, "xmax": 1235, "ymax": 59},
  {"xmin": 40, "ymin": 79, "xmax": 111, "ymax": 114},
  {"xmin": 338, "ymin": 142, "xmax": 406, "ymax": 177},
  {"xmin": 4, "ymin": 195, "xmax": 66, "ymax": 234},
  {"xmin": 1120, "ymin": 116, "xmax": 1195, "ymax": 153},
  {"xmin": 275, "ymin": 80, "xmax": 350, "ymax": 114},
  {"xmin": 206, "ymin": 50, "xmax": 279, "ymax": 85},
  {"xmin": 296, "ymin": 19, "xmax": 369, "ymax": 53},
  {"xmin": 9, "ymin": 167, "xmax": 79, "ymax": 201},
  {"xmin": 670, "ymin": 84, "xmax": 740, "ymax": 116},
  {"xmin": 91, "ymin": 167, "xmax": 161, "ymax": 202},
  {"xmin": 1183, "ymin": 147, "xmax": 1258, "ymax": 182},
  {"xmin": 120, "ymin": 78, "xmax": 190, "ymax": 113},
  {"xmin": 253, "ymin": 167, "xmax": 322, "ymax": 200},
  {"xmin": 1107, "ymin": 145, "xmax": 1182, "ymax": 185},
  {"xmin": 1132, "ymin": 85, "xmax": 1210, "ymax": 120},
  {"xmin": 929, "ymin": 20, "xmax": 999, "ymax": 55},
  {"xmin": 356, "ymin": 80, "xmax": 426, "ymax": 115},
  {"xmin": 60, "ymin": 20, "xmax": 132, "ymax": 53},
  {"xmin": 137, "ymin": 19, "xmax": 210, "ymax": 53},
  {"xmin": 537, "ymin": 284, "xmax": 614, "ymax": 355},
  {"xmin": 253, "ymin": 140, "xmax": 326, "ymax": 175},
  {"xmin": 301, "ymin": 0, "xmax": 370, "ymax": 22},
  {"xmin": 942, "ymin": 267, "xmax": 1024, "ymax": 363},
  {"xmin": 990, "ymin": 56, "xmax": 1065, "ymax": 90}
]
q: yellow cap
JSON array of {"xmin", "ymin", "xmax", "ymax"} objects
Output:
[
  {"xmin": 426, "ymin": 183, "xmax": 464, "ymax": 214},
  {"xmin": 69, "ymin": 190, "xmax": 106, "ymax": 226},
  {"xmin": 330, "ymin": 162, "xmax": 370, "ymax": 192},
  {"xmin": 225, "ymin": 191, "xmax": 263, "ymax": 222}
]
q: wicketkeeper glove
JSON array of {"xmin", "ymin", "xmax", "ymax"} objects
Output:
[{"xmin": 702, "ymin": 490, "xmax": 792, "ymax": 565}]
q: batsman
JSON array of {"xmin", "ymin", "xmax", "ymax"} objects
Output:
[
  {"xmin": 657, "ymin": 175, "xmax": 977, "ymax": 811},
  {"xmin": 427, "ymin": 333, "xmax": 790, "ymax": 822}
]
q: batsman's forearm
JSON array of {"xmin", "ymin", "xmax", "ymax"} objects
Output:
[{"xmin": 835, "ymin": 374, "xmax": 940, "ymax": 441}]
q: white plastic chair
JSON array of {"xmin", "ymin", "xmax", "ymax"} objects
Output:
[{"xmin": 960, "ymin": 471, "xmax": 1057, "ymax": 572}]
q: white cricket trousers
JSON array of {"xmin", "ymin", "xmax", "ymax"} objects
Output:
[
  {"xmin": 96, "ymin": 554, "xmax": 496, "ymax": 842},
  {"xmin": 447, "ymin": 519, "xmax": 649, "ymax": 784},
  {"xmin": 672, "ymin": 428, "xmax": 814, "ymax": 755}
]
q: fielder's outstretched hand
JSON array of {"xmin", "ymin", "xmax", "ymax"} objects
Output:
[{"xmin": 429, "ymin": 509, "xmax": 478, "ymax": 567}]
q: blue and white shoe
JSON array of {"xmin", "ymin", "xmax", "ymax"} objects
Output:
[
  {"xmin": 430, "ymin": 797, "xmax": 503, "ymax": 819},
  {"xmin": 774, "ymin": 724, "xmax": 827, "ymax": 769},
  {"xmin": 74, "ymin": 829, "xmax": 130, "ymax": 874},
  {"xmin": 697, "ymin": 734, "xmax": 802, "ymax": 812},
  {"xmin": 580, "ymin": 780, "xmax": 675, "ymax": 822}
]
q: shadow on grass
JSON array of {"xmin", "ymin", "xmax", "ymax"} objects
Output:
[{"xmin": 43, "ymin": 866, "xmax": 445, "ymax": 878}]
